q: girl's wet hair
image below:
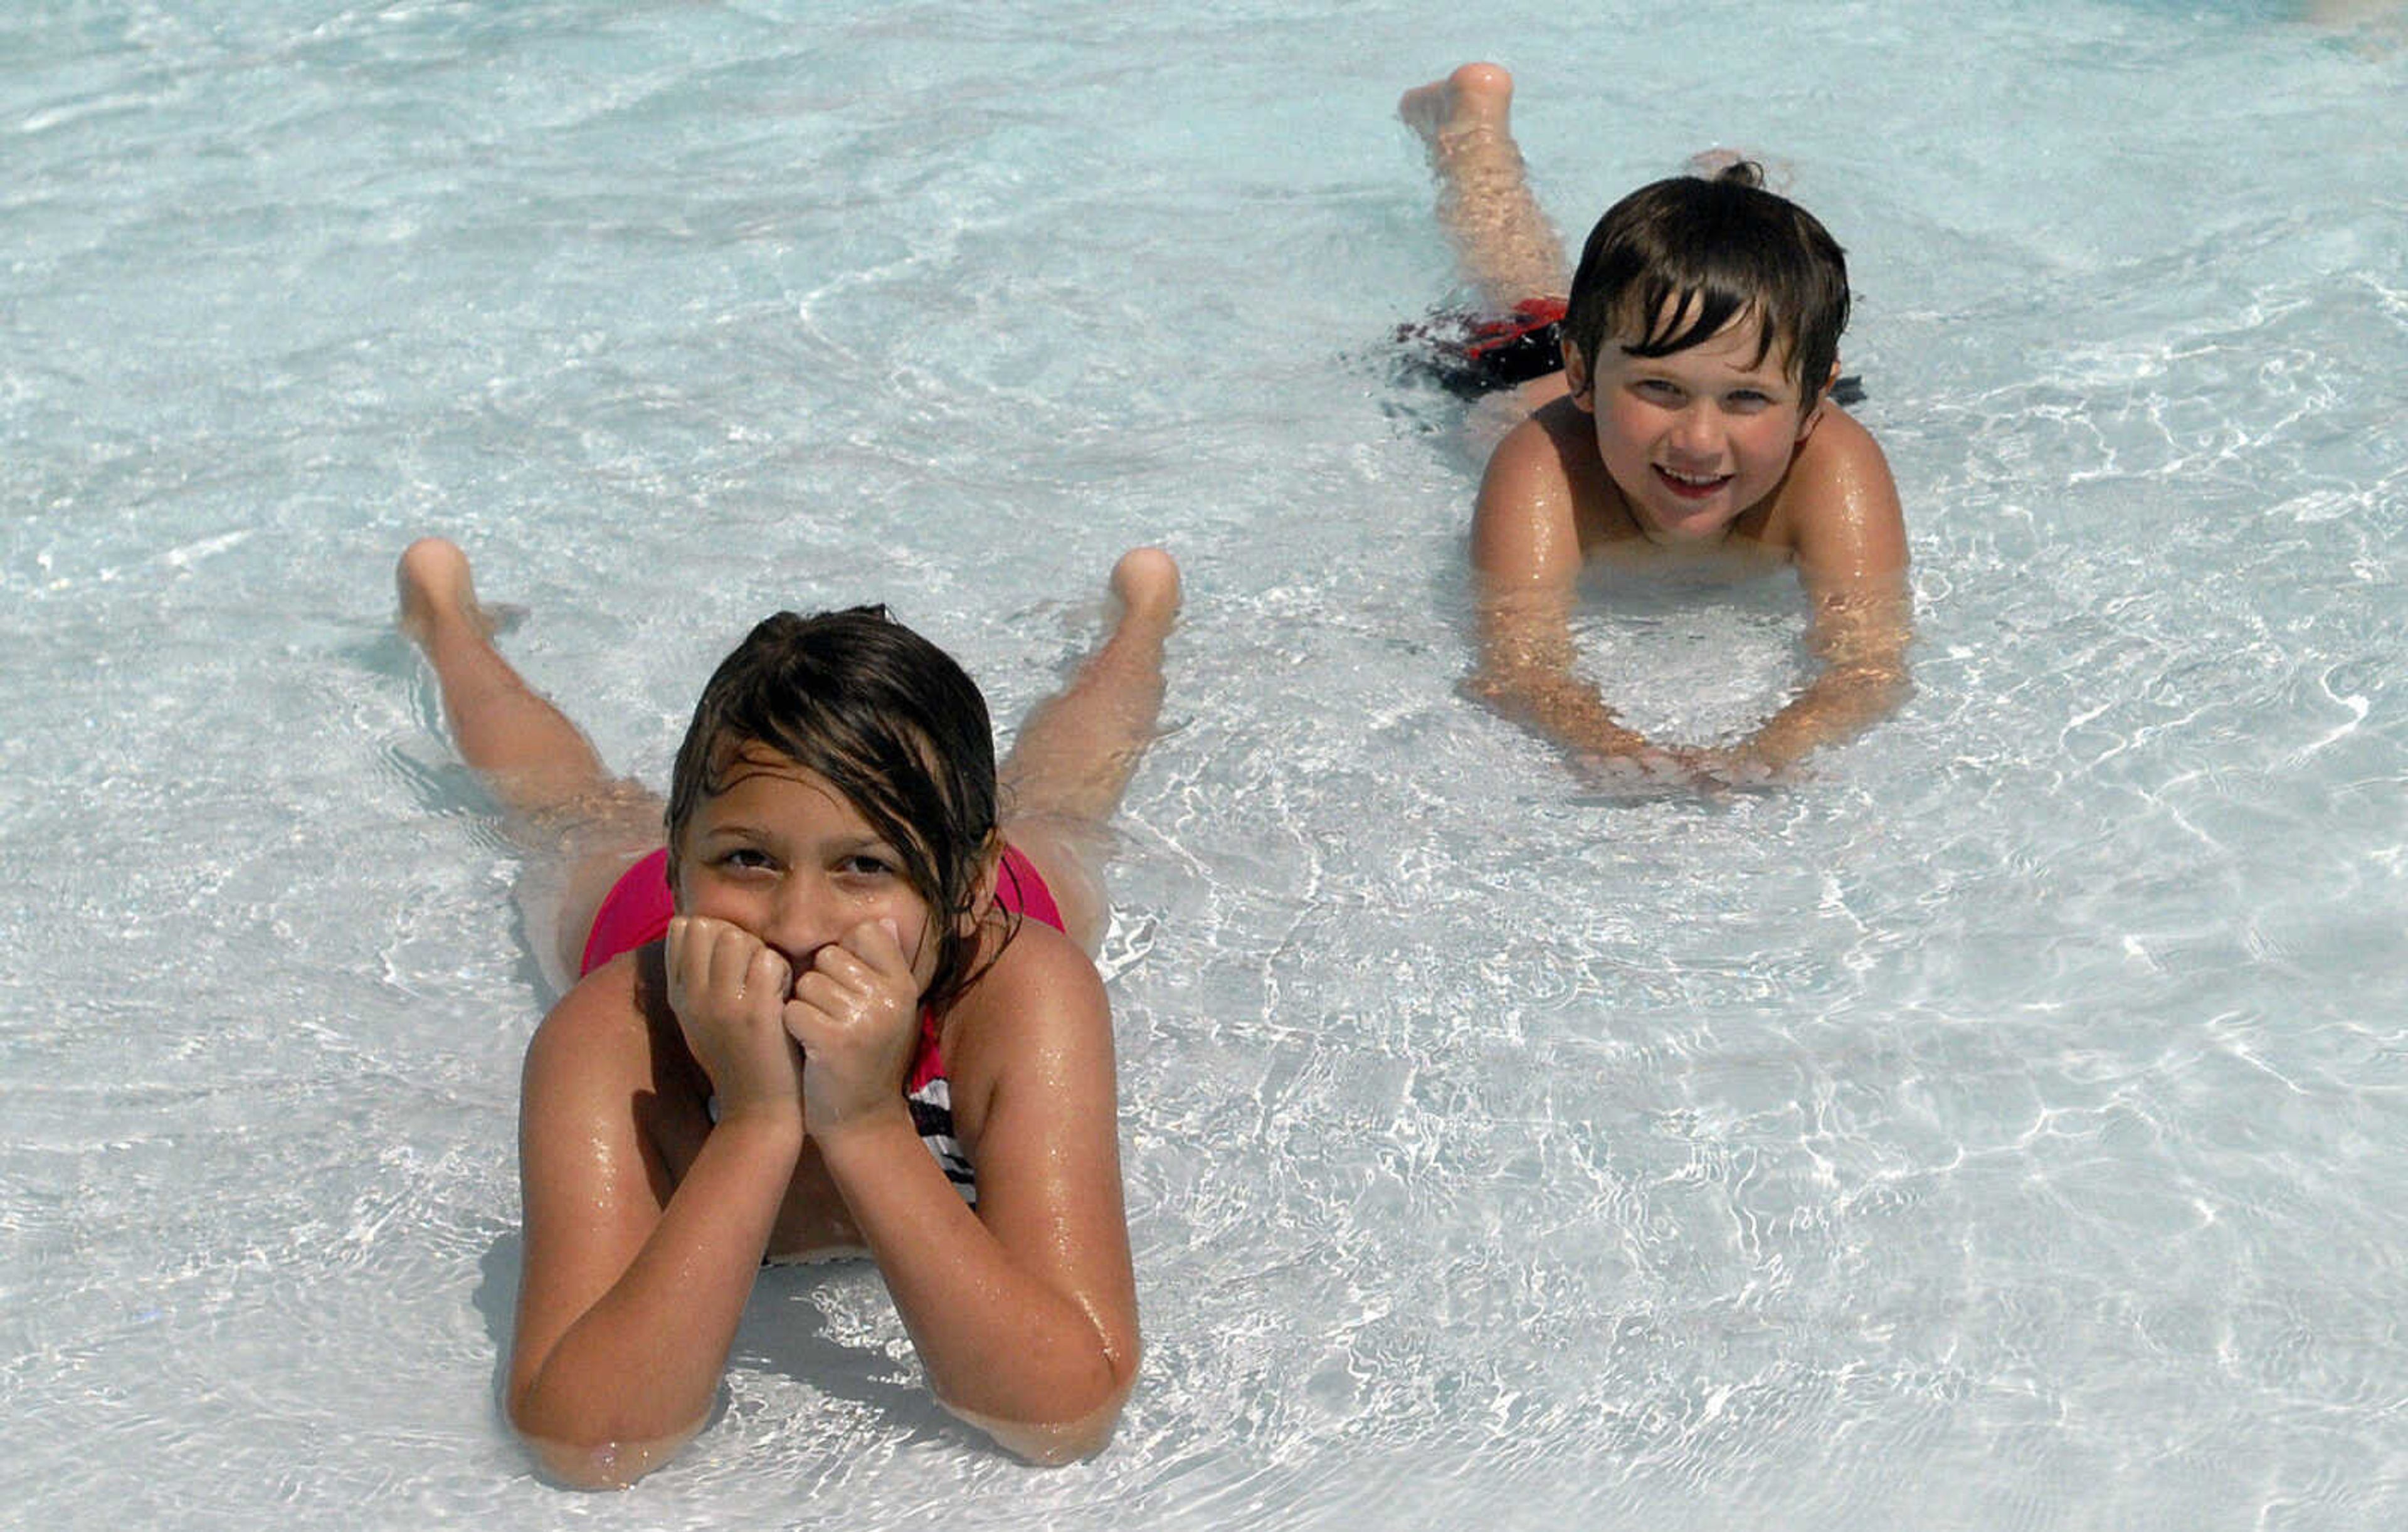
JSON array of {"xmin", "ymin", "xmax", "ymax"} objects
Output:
[
  {"xmin": 663, "ymin": 606, "xmax": 1009, "ymax": 1010},
  {"xmin": 1561, "ymin": 160, "xmax": 1851, "ymax": 413}
]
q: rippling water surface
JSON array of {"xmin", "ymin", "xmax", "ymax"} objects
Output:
[{"xmin": 6, "ymin": 2, "xmax": 2407, "ymax": 1527}]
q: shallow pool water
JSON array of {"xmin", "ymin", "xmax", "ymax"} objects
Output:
[{"xmin": 6, "ymin": 2, "xmax": 2408, "ymax": 1528}]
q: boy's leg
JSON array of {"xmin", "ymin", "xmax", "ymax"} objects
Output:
[
  {"xmin": 997, "ymin": 547, "xmax": 1180, "ymax": 956},
  {"xmin": 398, "ymin": 537, "xmax": 663, "ymax": 985},
  {"xmin": 1399, "ymin": 62, "xmax": 1570, "ymax": 314}
]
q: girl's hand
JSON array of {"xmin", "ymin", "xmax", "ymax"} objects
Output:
[
  {"xmin": 783, "ymin": 918, "xmax": 922, "ymax": 1140},
  {"xmin": 664, "ymin": 914, "xmax": 805, "ymax": 1125}
]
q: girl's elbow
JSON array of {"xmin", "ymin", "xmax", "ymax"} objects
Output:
[
  {"xmin": 940, "ymin": 1338, "xmax": 1140, "ymax": 1466},
  {"xmin": 990, "ymin": 1411, "xmax": 1120, "ymax": 1467},
  {"xmin": 507, "ymin": 1392, "xmax": 704, "ymax": 1491},
  {"xmin": 520, "ymin": 1434, "xmax": 650, "ymax": 1492},
  {"xmin": 945, "ymin": 1378, "xmax": 1134, "ymax": 1466}
]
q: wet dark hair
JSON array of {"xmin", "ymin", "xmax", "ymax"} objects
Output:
[
  {"xmin": 663, "ymin": 606, "xmax": 1007, "ymax": 1010},
  {"xmin": 1561, "ymin": 161, "xmax": 1851, "ymax": 414}
]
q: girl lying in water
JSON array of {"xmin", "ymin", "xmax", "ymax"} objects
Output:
[{"xmin": 396, "ymin": 536, "xmax": 1179, "ymax": 1486}]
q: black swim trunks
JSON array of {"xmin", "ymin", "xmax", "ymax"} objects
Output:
[{"xmin": 1395, "ymin": 298, "xmax": 1570, "ymax": 398}]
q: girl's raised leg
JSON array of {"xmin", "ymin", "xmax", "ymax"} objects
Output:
[
  {"xmin": 997, "ymin": 547, "xmax": 1180, "ymax": 954},
  {"xmin": 398, "ymin": 537, "xmax": 662, "ymax": 987}
]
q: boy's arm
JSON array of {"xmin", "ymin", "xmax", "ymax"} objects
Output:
[
  {"xmin": 1723, "ymin": 411, "xmax": 1913, "ymax": 773},
  {"xmin": 1469, "ymin": 416, "xmax": 1691, "ymax": 776}
]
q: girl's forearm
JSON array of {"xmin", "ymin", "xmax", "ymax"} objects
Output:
[
  {"xmin": 814, "ymin": 1111, "xmax": 1133, "ymax": 1446},
  {"xmin": 511, "ymin": 1114, "xmax": 801, "ymax": 1483}
]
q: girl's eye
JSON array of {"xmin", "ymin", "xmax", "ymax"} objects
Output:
[
  {"xmin": 718, "ymin": 847, "xmax": 773, "ymax": 871},
  {"xmin": 840, "ymin": 853, "xmax": 894, "ymax": 878}
]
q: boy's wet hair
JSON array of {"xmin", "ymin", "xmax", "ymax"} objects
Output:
[
  {"xmin": 664, "ymin": 606, "xmax": 1008, "ymax": 1010},
  {"xmin": 1562, "ymin": 161, "xmax": 1851, "ymax": 413}
]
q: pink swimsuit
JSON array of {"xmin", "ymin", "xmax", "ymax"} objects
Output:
[{"xmin": 579, "ymin": 843, "xmax": 1065, "ymax": 1203}]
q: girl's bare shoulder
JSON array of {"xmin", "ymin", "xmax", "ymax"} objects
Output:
[
  {"xmin": 524, "ymin": 946, "xmax": 700, "ymax": 1106},
  {"xmin": 937, "ymin": 921, "xmax": 1116, "ymax": 1127}
]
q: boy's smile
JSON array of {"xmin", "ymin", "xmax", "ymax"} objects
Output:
[{"xmin": 1569, "ymin": 312, "xmax": 1825, "ymax": 546}]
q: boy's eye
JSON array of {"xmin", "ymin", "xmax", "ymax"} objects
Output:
[
  {"xmin": 1635, "ymin": 379, "xmax": 1683, "ymax": 399},
  {"xmin": 1726, "ymin": 389, "xmax": 1772, "ymax": 409}
]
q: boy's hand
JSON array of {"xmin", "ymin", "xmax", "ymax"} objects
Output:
[
  {"xmin": 1574, "ymin": 744, "xmax": 1705, "ymax": 793},
  {"xmin": 784, "ymin": 919, "xmax": 922, "ymax": 1141},
  {"xmin": 1691, "ymin": 744, "xmax": 1804, "ymax": 791},
  {"xmin": 664, "ymin": 915, "xmax": 805, "ymax": 1125}
]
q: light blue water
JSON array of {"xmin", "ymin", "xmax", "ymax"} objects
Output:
[{"xmin": 6, "ymin": 2, "xmax": 2408, "ymax": 1528}]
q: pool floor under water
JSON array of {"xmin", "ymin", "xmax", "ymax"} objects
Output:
[{"xmin": 4, "ymin": 2, "xmax": 2408, "ymax": 1528}]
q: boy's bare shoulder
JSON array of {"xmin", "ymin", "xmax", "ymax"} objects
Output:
[
  {"xmin": 1797, "ymin": 404, "xmax": 1893, "ymax": 489},
  {"xmin": 1486, "ymin": 396, "xmax": 1600, "ymax": 490},
  {"xmin": 1474, "ymin": 398, "xmax": 1619, "ymax": 571},
  {"xmin": 1766, "ymin": 406, "xmax": 1903, "ymax": 546}
]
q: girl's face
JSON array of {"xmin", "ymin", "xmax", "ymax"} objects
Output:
[
  {"xmin": 671, "ymin": 743, "xmax": 945, "ymax": 997},
  {"xmin": 1566, "ymin": 310, "xmax": 1824, "ymax": 546}
]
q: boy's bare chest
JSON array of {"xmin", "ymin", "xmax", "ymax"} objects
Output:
[{"xmin": 1575, "ymin": 510, "xmax": 1793, "ymax": 582}]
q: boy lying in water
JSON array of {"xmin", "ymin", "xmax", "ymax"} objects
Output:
[{"xmin": 1402, "ymin": 62, "xmax": 1910, "ymax": 787}]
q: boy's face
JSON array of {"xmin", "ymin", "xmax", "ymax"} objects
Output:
[
  {"xmin": 671, "ymin": 742, "xmax": 943, "ymax": 998},
  {"xmin": 1565, "ymin": 309, "xmax": 1826, "ymax": 546}
]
